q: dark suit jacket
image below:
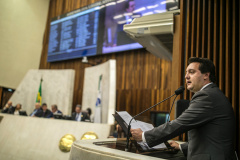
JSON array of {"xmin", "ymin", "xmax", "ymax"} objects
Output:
[
  {"xmin": 72, "ymin": 112, "xmax": 90, "ymax": 122},
  {"xmin": 35, "ymin": 109, "xmax": 53, "ymax": 118},
  {"xmin": 1, "ymin": 106, "xmax": 13, "ymax": 113},
  {"xmin": 145, "ymin": 84, "xmax": 236, "ymax": 160}
]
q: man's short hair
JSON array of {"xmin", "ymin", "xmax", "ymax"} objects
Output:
[
  {"xmin": 76, "ymin": 104, "xmax": 82, "ymax": 109},
  {"xmin": 52, "ymin": 104, "xmax": 58, "ymax": 110},
  {"xmin": 188, "ymin": 57, "xmax": 216, "ymax": 83},
  {"xmin": 42, "ymin": 103, "xmax": 47, "ymax": 107}
]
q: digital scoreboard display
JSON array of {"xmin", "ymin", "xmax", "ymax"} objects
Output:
[{"xmin": 47, "ymin": 7, "xmax": 100, "ymax": 62}]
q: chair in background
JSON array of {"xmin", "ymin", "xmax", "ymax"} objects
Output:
[{"xmin": 175, "ymin": 99, "xmax": 190, "ymax": 141}]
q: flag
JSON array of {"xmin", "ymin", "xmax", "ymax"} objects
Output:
[
  {"xmin": 94, "ymin": 75, "xmax": 102, "ymax": 123},
  {"xmin": 36, "ymin": 78, "xmax": 43, "ymax": 105}
]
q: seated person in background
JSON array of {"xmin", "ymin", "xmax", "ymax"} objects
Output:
[
  {"xmin": 71, "ymin": 104, "xmax": 89, "ymax": 122},
  {"xmin": 108, "ymin": 121, "xmax": 126, "ymax": 138},
  {"xmin": 86, "ymin": 108, "xmax": 93, "ymax": 122},
  {"xmin": 2, "ymin": 101, "xmax": 13, "ymax": 113},
  {"xmin": 7, "ymin": 103, "xmax": 27, "ymax": 116},
  {"xmin": 51, "ymin": 104, "xmax": 62, "ymax": 115},
  {"xmin": 35, "ymin": 103, "xmax": 53, "ymax": 118},
  {"xmin": 29, "ymin": 103, "xmax": 41, "ymax": 117}
]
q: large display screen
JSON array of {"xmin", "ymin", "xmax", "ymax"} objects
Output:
[
  {"xmin": 48, "ymin": 7, "xmax": 100, "ymax": 62},
  {"xmin": 47, "ymin": 0, "xmax": 178, "ymax": 62}
]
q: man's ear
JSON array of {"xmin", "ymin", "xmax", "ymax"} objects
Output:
[{"xmin": 204, "ymin": 72, "xmax": 210, "ymax": 80}]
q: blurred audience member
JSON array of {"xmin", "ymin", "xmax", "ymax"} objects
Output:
[
  {"xmin": 29, "ymin": 103, "xmax": 41, "ymax": 117},
  {"xmin": 2, "ymin": 101, "xmax": 13, "ymax": 113},
  {"xmin": 3, "ymin": 103, "xmax": 27, "ymax": 116},
  {"xmin": 108, "ymin": 121, "xmax": 126, "ymax": 138},
  {"xmin": 35, "ymin": 103, "xmax": 53, "ymax": 118},
  {"xmin": 11, "ymin": 103, "xmax": 22, "ymax": 115},
  {"xmin": 86, "ymin": 108, "xmax": 94, "ymax": 122},
  {"xmin": 72, "ymin": 104, "xmax": 89, "ymax": 122},
  {"xmin": 51, "ymin": 104, "xmax": 62, "ymax": 115}
]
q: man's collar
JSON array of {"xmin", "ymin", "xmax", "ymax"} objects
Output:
[{"xmin": 200, "ymin": 82, "xmax": 213, "ymax": 91}]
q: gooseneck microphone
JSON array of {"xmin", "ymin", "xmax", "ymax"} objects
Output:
[
  {"xmin": 174, "ymin": 86, "xmax": 185, "ymax": 95},
  {"xmin": 125, "ymin": 86, "xmax": 185, "ymax": 151}
]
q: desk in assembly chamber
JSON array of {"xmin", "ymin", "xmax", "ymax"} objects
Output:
[{"xmin": 69, "ymin": 138, "xmax": 186, "ymax": 160}]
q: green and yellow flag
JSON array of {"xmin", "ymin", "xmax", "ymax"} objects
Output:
[{"xmin": 36, "ymin": 78, "xmax": 43, "ymax": 105}]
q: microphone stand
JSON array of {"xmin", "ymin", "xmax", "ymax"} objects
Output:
[{"xmin": 125, "ymin": 93, "xmax": 176, "ymax": 151}]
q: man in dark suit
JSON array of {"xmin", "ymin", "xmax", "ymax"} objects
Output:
[
  {"xmin": 35, "ymin": 103, "xmax": 53, "ymax": 118},
  {"xmin": 1, "ymin": 101, "xmax": 13, "ymax": 113},
  {"xmin": 29, "ymin": 103, "xmax": 41, "ymax": 117},
  {"xmin": 131, "ymin": 57, "xmax": 236, "ymax": 160},
  {"xmin": 72, "ymin": 104, "xmax": 89, "ymax": 122}
]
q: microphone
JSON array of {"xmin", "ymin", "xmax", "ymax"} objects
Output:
[
  {"xmin": 175, "ymin": 86, "xmax": 185, "ymax": 95},
  {"xmin": 125, "ymin": 86, "xmax": 185, "ymax": 151}
]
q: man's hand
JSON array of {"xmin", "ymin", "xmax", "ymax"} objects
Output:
[
  {"xmin": 130, "ymin": 128, "xmax": 143, "ymax": 142},
  {"xmin": 169, "ymin": 141, "xmax": 180, "ymax": 150}
]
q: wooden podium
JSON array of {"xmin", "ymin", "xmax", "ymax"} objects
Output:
[{"xmin": 69, "ymin": 138, "xmax": 186, "ymax": 160}]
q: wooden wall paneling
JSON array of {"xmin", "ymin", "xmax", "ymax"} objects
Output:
[
  {"xmin": 135, "ymin": 51, "xmax": 141, "ymax": 89},
  {"xmin": 125, "ymin": 53, "xmax": 131, "ymax": 89},
  {"xmin": 173, "ymin": 13, "xmax": 183, "ymax": 84},
  {"xmin": 201, "ymin": 0, "xmax": 208, "ymax": 58},
  {"xmin": 57, "ymin": 0, "xmax": 64, "ymax": 14},
  {"xmin": 183, "ymin": 0, "xmax": 192, "ymax": 100},
  {"xmin": 1, "ymin": 90, "xmax": 14, "ymax": 108},
  {"xmin": 80, "ymin": 0, "xmax": 87, "ymax": 8},
  {"xmin": 207, "ymin": 0, "xmax": 213, "ymax": 60},
  {"xmin": 136, "ymin": 89, "xmax": 141, "ymax": 115},
  {"xmin": 179, "ymin": 0, "xmax": 186, "ymax": 90},
  {"xmin": 121, "ymin": 53, "xmax": 126, "ymax": 89},
  {"xmin": 144, "ymin": 89, "xmax": 151, "ymax": 116},
  {"xmin": 219, "ymin": 0, "xmax": 226, "ymax": 91},
  {"xmin": 151, "ymin": 55, "xmax": 158, "ymax": 89},
  {"xmin": 125, "ymin": 90, "xmax": 131, "ymax": 113},
  {"xmin": 190, "ymin": 0, "xmax": 197, "ymax": 57},
  {"xmin": 196, "ymin": 0, "xmax": 202, "ymax": 57},
  {"xmin": 159, "ymin": 88, "xmax": 164, "ymax": 110},
  {"xmin": 213, "ymin": 0, "xmax": 219, "ymax": 84},
  {"xmin": 232, "ymin": 0, "xmax": 240, "ymax": 154},
  {"xmin": 225, "ymin": 0, "xmax": 231, "ymax": 99},
  {"xmin": 231, "ymin": 0, "xmax": 236, "ymax": 114},
  {"xmin": 170, "ymin": 13, "xmax": 182, "ymax": 120},
  {"xmin": 129, "ymin": 53, "xmax": 134, "ymax": 89},
  {"xmin": 131, "ymin": 89, "xmax": 137, "ymax": 114},
  {"xmin": 151, "ymin": 89, "xmax": 155, "ymax": 108},
  {"xmin": 148, "ymin": 53, "xmax": 153, "ymax": 89},
  {"xmin": 238, "ymin": 0, "xmax": 240, "ymax": 155},
  {"xmin": 73, "ymin": 0, "xmax": 81, "ymax": 9},
  {"xmin": 156, "ymin": 89, "xmax": 161, "ymax": 111},
  {"xmin": 136, "ymin": 50, "xmax": 142, "ymax": 89},
  {"xmin": 143, "ymin": 53, "xmax": 149, "ymax": 89},
  {"xmin": 153, "ymin": 56, "xmax": 159, "ymax": 90},
  {"xmin": 132, "ymin": 52, "xmax": 138, "ymax": 89}
]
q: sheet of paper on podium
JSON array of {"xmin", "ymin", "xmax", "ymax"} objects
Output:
[{"xmin": 116, "ymin": 111, "xmax": 167, "ymax": 150}]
